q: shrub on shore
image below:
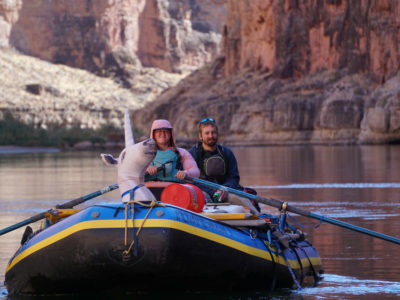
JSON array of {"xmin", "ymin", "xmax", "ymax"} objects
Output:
[{"xmin": 0, "ymin": 113, "xmax": 141, "ymax": 148}]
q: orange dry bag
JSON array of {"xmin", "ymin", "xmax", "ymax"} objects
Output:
[{"xmin": 160, "ymin": 183, "xmax": 205, "ymax": 213}]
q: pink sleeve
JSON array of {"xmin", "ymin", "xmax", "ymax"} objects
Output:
[{"xmin": 178, "ymin": 148, "xmax": 200, "ymax": 178}]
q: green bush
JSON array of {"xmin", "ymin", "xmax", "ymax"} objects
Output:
[{"xmin": 0, "ymin": 113, "xmax": 137, "ymax": 147}]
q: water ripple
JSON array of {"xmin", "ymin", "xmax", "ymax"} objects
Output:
[
  {"xmin": 298, "ymin": 274, "xmax": 400, "ymax": 298},
  {"xmin": 252, "ymin": 183, "xmax": 400, "ymax": 189},
  {"xmin": 0, "ymin": 285, "xmax": 7, "ymax": 300}
]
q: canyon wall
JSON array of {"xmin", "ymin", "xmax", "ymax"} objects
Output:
[
  {"xmin": 0, "ymin": 0, "xmax": 20, "ymax": 47},
  {"xmin": 135, "ymin": 0, "xmax": 400, "ymax": 145},
  {"xmin": 224, "ymin": 0, "xmax": 400, "ymax": 81},
  {"xmin": 0, "ymin": 0, "xmax": 225, "ymax": 132},
  {"xmin": 1, "ymin": 0, "xmax": 400, "ymax": 144},
  {"xmin": 0, "ymin": 0, "xmax": 226, "ymax": 75}
]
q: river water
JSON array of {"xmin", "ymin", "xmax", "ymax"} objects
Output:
[{"xmin": 0, "ymin": 145, "xmax": 399, "ymax": 299}]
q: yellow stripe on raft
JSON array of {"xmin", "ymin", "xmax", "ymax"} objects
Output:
[
  {"xmin": 201, "ymin": 213, "xmax": 250, "ymax": 220},
  {"xmin": 6, "ymin": 218, "xmax": 318, "ymax": 273}
]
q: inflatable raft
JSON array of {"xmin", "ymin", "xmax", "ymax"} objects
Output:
[{"xmin": 5, "ymin": 191, "xmax": 322, "ymax": 295}]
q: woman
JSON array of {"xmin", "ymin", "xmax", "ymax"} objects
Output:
[{"xmin": 145, "ymin": 119, "xmax": 199, "ymax": 181}]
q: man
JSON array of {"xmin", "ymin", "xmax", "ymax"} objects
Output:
[{"xmin": 189, "ymin": 118, "xmax": 259, "ymax": 214}]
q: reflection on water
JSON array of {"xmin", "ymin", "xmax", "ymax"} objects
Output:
[
  {"xmin": 0, "ymin": 152, "xmax": 121, "ymax": 203},
  {"xmin": 235, "ymin": 144, "xmax": 400, "ymax": 187},
  {"xmin": 299, "ymin": 274, "xmax": 400, "ymax": 299},
  {"xmin": 1, "ymin": 145, "xmax": 400, "ymax": 299}
]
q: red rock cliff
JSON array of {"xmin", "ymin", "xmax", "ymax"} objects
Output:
[
  {"xmin": 224, "ymin": 0, "xmax": 400, "ymax": 81},
  {"xmin": 3, "ymin": 0, "xmax": 226, "ymax": 74},
  {"xmin": 134, "ymin": 0, "xmax": 400, "ymax": 145},
  {"xmin": 1, "ymin": 0, "xmax": 400, "ymax": 144},
  {"xmin": 0, "ymin": 0, "xmax": 21, "ymax": 47}
]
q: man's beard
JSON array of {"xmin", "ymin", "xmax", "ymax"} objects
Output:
[{"xmin": 203, "ymin": 138, "xmax": 217, "ymax": 147}]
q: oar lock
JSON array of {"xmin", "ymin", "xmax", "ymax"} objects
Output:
[
  {"xmin": 44, "ymin": 208, "xmax": 82, "ymax": 225},
  {"xmin": 48, "ymin": 208, "xmax": 59, "ymax": 216},
  {"xmin": 271, "ymin": 229, "xmax": 304, "ymax": 249},
  {"xmin": 281, "ymin": 202, "xmax": 288, "ymax": 213}
]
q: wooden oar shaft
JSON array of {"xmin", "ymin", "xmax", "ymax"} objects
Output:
[
  {"xmin": 0, "ymin": 183, "xmax": 119, "ymax": 236},
  {"xmin": 186, "ymin": 176, "xmax": 400, "ymax": 246}
]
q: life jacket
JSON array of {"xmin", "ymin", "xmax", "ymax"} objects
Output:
[
  {"xmin": 197, "ymin": 144, "xmax": 226, "ymax": 184},
  {"xmin": 145, "ymin": 149, "xmax": 182, "ymax": 182}
]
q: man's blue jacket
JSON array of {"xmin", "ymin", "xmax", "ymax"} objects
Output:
[{"xmin": 189, "ymin": 142, "xmax": 241, "ymax": 196}]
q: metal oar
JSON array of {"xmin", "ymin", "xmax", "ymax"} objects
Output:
[
  {"xmin": 0, "ymin": 183, "xmax": 118, "ymax": 236},
  {"xmin": 185, "ymin": 176, "xmax": 400, "ymax": 246}
]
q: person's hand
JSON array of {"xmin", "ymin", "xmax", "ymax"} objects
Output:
[
  {"xmin": 146, "ymin": 166, "xmax": 158, "ymax": 175},
  {"xmin": 175, "ymin": 170, "xmax": 187, "ymax": 180},
  {"xmin": 216, "ymin": 190, "xmax": 228, "ymax": 202}
]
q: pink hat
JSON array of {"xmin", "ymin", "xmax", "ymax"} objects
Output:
[{"xmin": 150, "ymin": 119, "xmax": 175, "ymax": 145}]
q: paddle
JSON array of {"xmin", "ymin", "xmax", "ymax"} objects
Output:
[
  {"xmin": 0, "ymin": 183, "xmax": 118, "ymax": 236},
  {"xmin": 185, "ymin": 176, "xmax": 400, "ymax": 246}
]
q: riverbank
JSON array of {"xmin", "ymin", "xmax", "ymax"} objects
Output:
[
  {"xmin": 0, "ymin": 112, "xmax": 129, "ymax": 151},
  {"xmin": 0, "ymin": 142, "xmax": 124, "ymax": 154},
  {"xmin": 0, "ymin": 146, "xmax": 60, "ymax": 154}
]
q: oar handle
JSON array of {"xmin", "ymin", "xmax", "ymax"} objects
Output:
[
  {"xmin": 185, "ymin": 176, "xmax": 400, "ymax": 246},
  {"xmin": 0, "ymin": 183, "xmax": 119, "ymax": 237}
]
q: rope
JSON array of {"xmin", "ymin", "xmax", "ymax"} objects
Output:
[
  {"xmin": 123, "ymin": 200, "xmax": 164, "ymax": 256},
  {"xmin": 273, "ymin": 240, "xmax": 302, "ymax": 290},
  {"xmin": 287, "ymin": 212, "xmax": 323, "ymax": 229},
  {"xmin": 263, "ymin": 240, "xmax": 277, "ymax": 291},
  {"xmin": 123, "ymin": 202, "xmax": 132, "ymax": 255},
  {"xmin": 282, "ymin": 250, "xmax": 302, "ymax": 290}
]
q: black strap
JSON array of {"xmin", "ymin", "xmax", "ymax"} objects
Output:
[
  {"xmin": 297, "ymin": 245, "xmax": 320, "ymax": 284},
  {"xmin": 196, "ymin": 143, "xmax": 226, "ymax": 179}
]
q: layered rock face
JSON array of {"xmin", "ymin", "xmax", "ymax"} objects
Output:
[
  {"xmin": 138, "ymin": 0, "xmax": 226, "ymax": 72},
  {"xmin": 2, "ymin": 0, "xmax": 225, "ymax": 75},
  {"xmin": 0, "ymin": 0, "xmax": 21, "ymax": 47},
  {"xmin": 0, "ymin": 0, "xmax": 225, "ymax": 132},
  {"xmin": 1, "ymin": 0, "xmax": 400, "ymax": 144},
  {"xmin": 9, "ymin": 0, "xmax": 145, "ymax": 75},
  {"xmin": 224, "ymin": 0, "xmax": 400, "ymax": 81},
  {"xmin": 135, "ymin": 0, "xmax": 400, "ymax": 145}
]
